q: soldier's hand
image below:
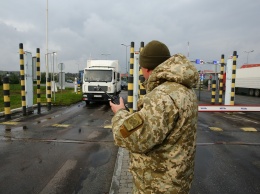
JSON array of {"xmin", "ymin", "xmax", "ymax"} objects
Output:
[{"xmin": 110, "ymin": 97, "xmax": 125, "ymax": 114}]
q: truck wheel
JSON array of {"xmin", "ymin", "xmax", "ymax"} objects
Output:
[
  {"xmin": 85, "ymin": 101, "xmax": 90, "ymax": 106},
  {"xmin": 255, "ymin": 89, "xmax": 260, "ymax": 97},
  {"xmin": 249, "ymin": 89, "xmax": 254, "ymax": 96}
]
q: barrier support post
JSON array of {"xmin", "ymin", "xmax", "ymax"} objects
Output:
[
  {"xmin": 127, "ymin": 42, "xmax": 134, "ymax": 113},
  {"xmin": 19, "ymin": 43, "xmax": 27, "ymax": 116},
  {"xmin": 211, "ymin": 80, "xmax": 216, "ymax": 104},
  {"xmin": 230, "ymin": 51, "xmax": 237, "ymax": 105},
  {"xmin": 139, "ymin": 42, "xmax": 146, "ymax": 99},
  {"xmin": 36, "ymin": 48, "xmax": 41, "ymax": 114},
  {"xmin": 3, "ymin": 76, "xmax": 11, "ymax": 120},
  {"xmin": 47, "ymin": 78, "xmax": 51, "ymax": 110},
  {"xmin": 219, "ymin": 54, "xmax": 225, "ymax": 104}
]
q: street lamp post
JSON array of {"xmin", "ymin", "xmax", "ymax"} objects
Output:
[
  {"xmin": 52, "ymin": 52, "xmax": 56, "ymax": 101},
  {"xmin": 244, "ymin": 50, "xmax": 254, "ymax": 64},
  {"xmin": 52, "ymin": 52, "xmax": 56, "ymax": 82},
  {"xmin": 45, "ymin": 52, "xmax": 57, "ymax": 99},
  {"xmin": 45, "ymin": 52, "xmax": 56, "ymax": 81},
  {"xmin": 121, "ymin": 44, "xmax": 130, "ymax": 74},
  {"xmin": 45, "ymin": 53, "xmax": 51, "ymax": 79},
  {"xmin": 46, "ymin": 0, "xmax": 49, "ymax": 79}
]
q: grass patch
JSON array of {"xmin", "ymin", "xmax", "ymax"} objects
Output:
[{"xmin": 0, "ymin": 84, "xmax": 82, "ymax": 112}]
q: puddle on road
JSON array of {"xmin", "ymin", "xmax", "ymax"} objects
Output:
[
  {"xmin": 88, "ymin": 131, "xmax": 101, "ymax": 139},
  {"xmin": 89, "ymin": 149, "xmax": 111, "ymax": 167},
  {"xmin": 0, "ymin": 126, "xmax": 27, "ymax": 132},
  {"xmin": 32, "ymin": 113, "xmax": 63, "ymax": 125}
]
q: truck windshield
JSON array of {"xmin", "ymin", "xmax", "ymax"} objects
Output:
[{"xmin": 84, "ymin": 70, "xmax": 112, "ymax": 82}]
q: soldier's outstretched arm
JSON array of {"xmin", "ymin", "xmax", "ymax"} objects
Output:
[{"xmin": 111, "ymin": 90, "xmax": 179, "ymax": 154}]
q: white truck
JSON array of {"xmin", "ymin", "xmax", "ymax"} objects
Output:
[
  {"xmin": 235, "ymin": 65, "xmax": 260, "ymax": 97},
  {"xmin": 82, "ymin": 60, "xmax": 121, "ymax": 104}
]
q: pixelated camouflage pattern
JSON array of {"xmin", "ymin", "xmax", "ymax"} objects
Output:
[{"xmin": 111, "ymin": 54, "xmax": 199, "ymax": 194}]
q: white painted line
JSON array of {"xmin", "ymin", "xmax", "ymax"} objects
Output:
[
  {"xmin": 222, "ymin": 115, "xmax": 259, "ymax": 124},
  {"xmin": 232, "ymin": 115, "xmax": 259, "ymax": 124},
  {"xmin": 98, "ymin": 105, "xmax": 107, "ymax": 111},
  {"xmin": 40, "ymin": 160, "xmax": 77, "ymax": 194}
]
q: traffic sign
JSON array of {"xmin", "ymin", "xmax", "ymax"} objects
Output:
[
  {"xmin": 196, "ymin": 59, "xmax": 201, "ymax": 64},
  {"xmin": 200, "ymin": 71, "xmax": 204, "ymax": 81}
]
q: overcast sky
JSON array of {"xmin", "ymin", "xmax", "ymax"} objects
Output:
[{"xmin": 1, "ymin": 0, "xmax": 260, "ymax": 74}]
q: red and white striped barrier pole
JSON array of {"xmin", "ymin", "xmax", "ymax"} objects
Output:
[{"xmin": 198, "ymin": 105, "xmax": 260, "ymax": 112}]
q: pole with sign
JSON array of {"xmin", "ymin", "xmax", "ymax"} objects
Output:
[
  {"xmin": 224, "ymin": 59, "xmax": 233, "ymax": 105},
  {"xmin": 195, "ymin": 59, "xmax": 203, "ymax": 101}
]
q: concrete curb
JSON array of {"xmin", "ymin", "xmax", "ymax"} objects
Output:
[
  {"xmin": 0, "ymin": 104, "xmax": 46, "ymax": 117},
  {"xmin": 0, "ymin": 107, "xmax": 23, "ymax": 117},
  {"xmin": 109, "ymin": 147, "xmax": 124, "ymax": 194}
]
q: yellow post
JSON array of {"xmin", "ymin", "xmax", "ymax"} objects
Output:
[
  {"xmin": 36, "ymin": 48, "xmax": 41, "ymax": 114},
  {"xmin": 211, "ymin": 80, "xmax": 216, "ymax": 104},
  {"xmin": 19, "ymin": 43, "xmax": 26, "ymax": 116},
  {"xmin": 3, "ymin": 76, "xmax": 11, "ymax": 120},
  {"xmin": 230, "ymin": 51, "xmax": 237, "ymax": 105},
  {"xmin": 127, "ymin": 42, "xmax": 134, "ymax": 113},
  {"xmin": 47, "ymin": 78, "xmax": 51, "ymax": 110},
  {"xmin": 139, "ymin": 42, "xmax": 146, "ymax": 100},
  {"xmin": 218, "ymin": 54, "xmax": 225, "ymax": 104}
]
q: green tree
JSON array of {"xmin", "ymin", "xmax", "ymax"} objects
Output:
[
  {"xmin": 9, "ymin": 72, "xmax": 20, "ymax": 84},
  {"xmin": 41, "ymin": 72, "xmax": 46, "ymax": 83},
  {"xmin": 0, "ymin": 74, "xmax": 3, "ymax": 85}
]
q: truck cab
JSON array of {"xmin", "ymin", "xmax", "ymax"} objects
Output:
[{"xmin": 82, "ymin": 60, "xmax": 121, "ymax": 104}]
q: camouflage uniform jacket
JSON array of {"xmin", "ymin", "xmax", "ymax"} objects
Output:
[{"xmin": 111, "ymin": 54, "xmax": 199, "ymax": 194}]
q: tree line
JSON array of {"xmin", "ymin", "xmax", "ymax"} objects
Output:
[{"xmin": 0, "ymin": 71, "xmax": 79, "ymax": 85}]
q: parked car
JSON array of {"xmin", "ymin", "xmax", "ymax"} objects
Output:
[
  {"xmin": 66, "ymin": 79, "xmax": 73, "ymax": 83},
  {"xmin": 121, "ymin": 80, "xmax": 128, "ymax": 90}
]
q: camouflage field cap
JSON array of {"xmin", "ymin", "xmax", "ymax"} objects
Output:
[{"xmin": 139, "ymin": 40, "xmax": 171, "ymax": 70}]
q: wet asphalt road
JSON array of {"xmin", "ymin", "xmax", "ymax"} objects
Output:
[
  {"xmin": 0, "ymin": 99, "xmax": 118, "ymax": 194},
  {"xmin": 191, "ymin": 89, "xmax": 260, "ymax": 194},
  {"xmin": 191, "ymin": 110, "xmax": 260, "ymax": 194},
  {"xmin": 0, "ymin": 89, "xmax": 260, "ymax": 194}
]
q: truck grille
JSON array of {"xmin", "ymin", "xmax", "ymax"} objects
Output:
[{"xmin": 88, "ymin": 85, "xmax": 108, "ymax": 92}]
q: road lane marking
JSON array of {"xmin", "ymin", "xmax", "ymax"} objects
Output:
[
  {"xmin": 240, "ymin": 127, "xmax": 257, "ymax": 132},
  {"xmin": 103, "ymin": 120, "xmax": 112, "ymax": 129},
  {"xmin": 98, "ymin": 104, "xmax": 107, "ymax": 110},
  {"xmin": 209, "ymin": 127, "xmax": 223, "ymax": 131},
  {"xmin": 0, "ymin": 137, "xmax": 113, "ymax": 144},
  {"xmin": 52, "ymin": 124, "xmax": 69, "ymax": 128},
  {"xmin": 104, "ymin": 124, "xmax": 112, "ymax": 129},
  {"xmin": 0, "ymin": 121, "xmax": 19, "ymax": 125},
  {"xmin": 40, "ymin": 159, "xmax": 77, "ymax": 194},
  {"xmin": 222, "ymin": 115, "xmax": 259, "ymax": 124},
  {"xmin": 232, "ymin": 115, "xmax": 259, "ymax": 124}
]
